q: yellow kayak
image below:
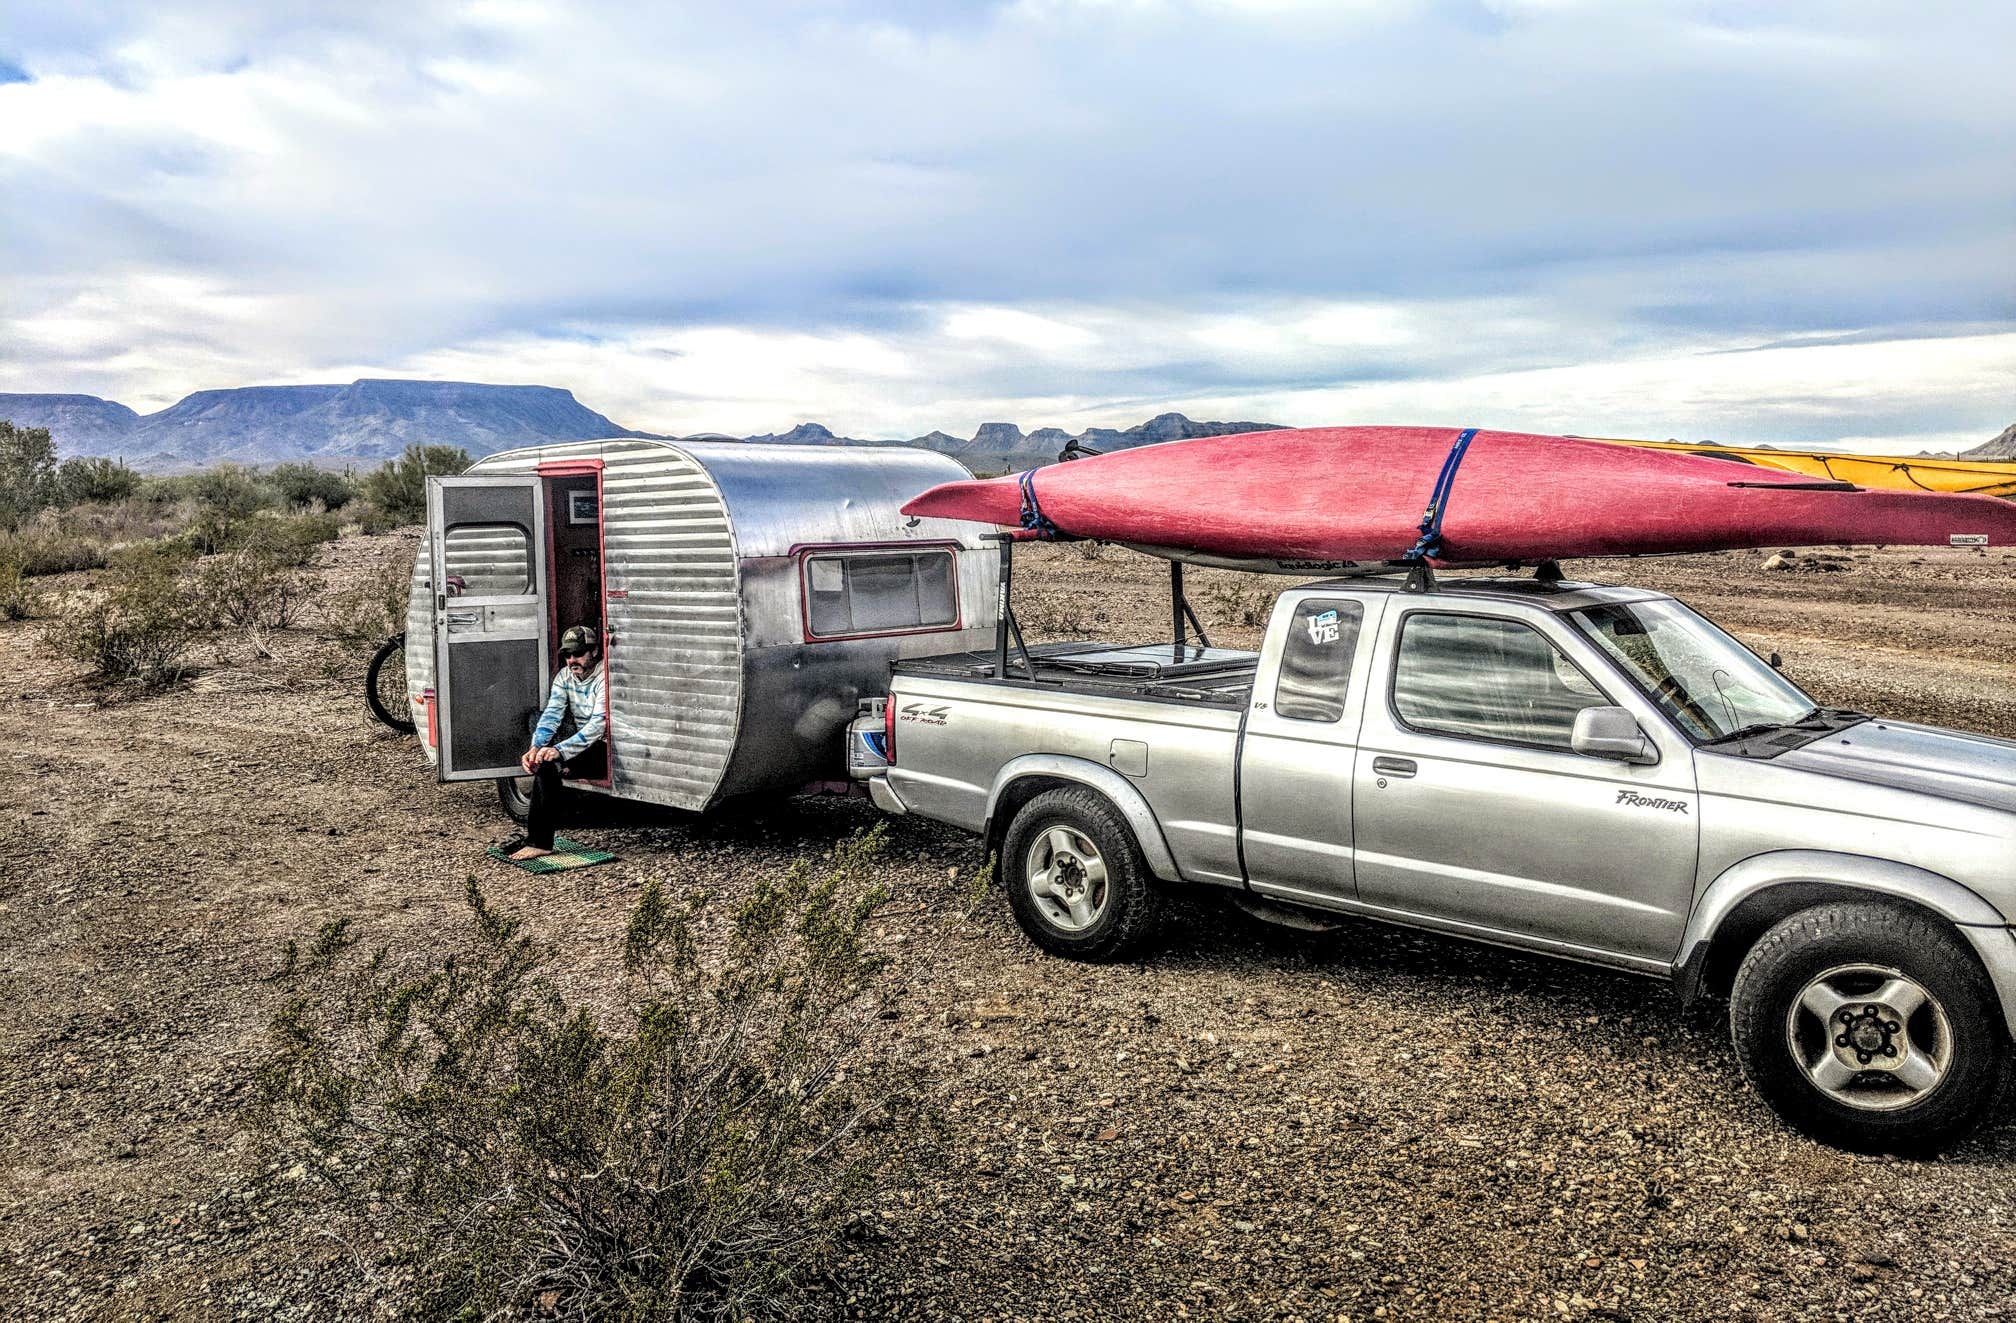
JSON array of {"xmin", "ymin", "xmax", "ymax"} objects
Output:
[{"xmin": 1578, "ymin": 437, "xmax": 2016, "ymax": 497}]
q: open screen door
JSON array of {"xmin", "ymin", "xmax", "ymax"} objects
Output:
[{"xmin": 428, "ymin": 474, "xmax": 548, "ymax": 781}]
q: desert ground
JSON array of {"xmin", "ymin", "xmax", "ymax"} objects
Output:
[{"xmin": 4, "ymin": 533, "xmax": 2015, "ymax": 1321}]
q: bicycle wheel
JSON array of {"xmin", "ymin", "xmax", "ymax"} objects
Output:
[{"xmin": 365, "ymin": 633, "xmax": 416, "ymax": 733}]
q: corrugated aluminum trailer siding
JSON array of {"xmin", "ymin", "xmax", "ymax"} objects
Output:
[{"xmin": 460, "ymin": 438, "xmax": 744, "ymax": 810}]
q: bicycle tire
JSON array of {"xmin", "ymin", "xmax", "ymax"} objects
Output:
[{"xmin": 365, "ymin": 633, "xmax": 417, "ymax": 733}]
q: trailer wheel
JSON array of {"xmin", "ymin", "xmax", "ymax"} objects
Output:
[
  {"xmin": 496, "ymin": 775, "xmax": 535, "ymax": 824},
  {"xmin": 364, "ymin": 634, "xmax": 415, "ymax": 734},
  {"xmin": 1001, "ymin": 787, "xmax": 1160, "ymax": 961},
  {"xmin": 1730, "ymin": 901, "xmax": 2010, "ymax": 1153}
]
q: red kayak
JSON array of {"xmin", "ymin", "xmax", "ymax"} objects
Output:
[{"xmin": 900, "ymin": 425, "xmax": 2016, "ymax": 566}]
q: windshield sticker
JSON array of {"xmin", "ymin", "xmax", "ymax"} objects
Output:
[
  {"xmin": 1616, "ymin": 790, "xmax": 1689, "ymax": 814},
  {"xmin": 1306, "ymin": 609, "xmax": 1342, "ymax": 646}
]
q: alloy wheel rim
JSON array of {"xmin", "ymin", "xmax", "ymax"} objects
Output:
[
  {"xmin": 1784, "ymin": 963, "xmax": 1953, "ymax": 1112},
  {"xmin": 1025, "ymin": 826, "xmax": 1110, "ymax": 933}
]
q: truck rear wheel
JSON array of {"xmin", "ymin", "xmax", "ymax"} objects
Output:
[
  {"xmin": 497, "ymin": 775, "xmax": 535, "ymax": 824},
  {"xmin": 1001, "ymin": 788, "xmax": 1160, "ymax": 962},
  {"xmin": 1730, "ymin": 901, "xmax": 2010, "ymax": 1154}
]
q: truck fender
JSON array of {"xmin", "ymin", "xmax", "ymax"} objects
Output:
[
  {"xmin": 984, "ymin": 755, "xmax": 1182, "ymax": 883},
  {"xmin": 1676, "ymin": 850, "xmax": 2016, "ymax": 1035}
]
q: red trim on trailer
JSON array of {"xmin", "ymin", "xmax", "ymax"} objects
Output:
[
  {"xmin": 791, "ymin": 540, "xmax": 965, "ymax": 644},
  {"xmin": 536, "ymin": 459, "xmax": 605, "ymax": 476}
]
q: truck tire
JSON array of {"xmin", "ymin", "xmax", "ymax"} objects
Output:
[
  {"xmin": 1001, "ymin": 787, "xmax": 1161, "ymax": 962},
  {"xmin": 1730, "ymin": 901, "xmax": 2010, "ymax": 1154}
]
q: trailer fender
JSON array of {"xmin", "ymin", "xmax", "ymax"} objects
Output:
[{"xmin": 985, "ymin": 755, "xmax": 1182, "ymax": 883}]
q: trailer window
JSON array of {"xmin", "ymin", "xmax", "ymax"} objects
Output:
[
  {"xmin": 1274, "ymin": 598, "xmax": 1364, "ymax": 722},
  {"xmin": 442, "ymin": 523, "xmax": 532, "ymax": 597},
  {"xmin": 804, "ymin": 550, "xmax": 957, "ymax": 638},
  {"xmin": 1392, "ymin": 613, "xmax": 1609, "ymax": 750}
]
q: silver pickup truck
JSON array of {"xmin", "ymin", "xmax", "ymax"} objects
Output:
[{"xmin": 864, "ymin": 570, "xmax": 2016, "ymax": 1152}]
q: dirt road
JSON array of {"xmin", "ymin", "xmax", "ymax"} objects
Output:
[{"xmin": 3, "ymin": 534, "xmax": 2014, "ymax": 1320}]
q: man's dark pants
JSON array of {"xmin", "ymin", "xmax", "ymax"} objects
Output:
[{"xmin": 524, "ymin": 715, "xmax": 606, "ymax": 850}]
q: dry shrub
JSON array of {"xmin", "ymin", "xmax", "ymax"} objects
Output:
[
  {"xmin": 49, "ymin": 545, "xmax": 202, "ymax": 685},
  {"xmin": 0, "ymin": 549, "xmax": 40, "ymax": 620},
  {"xmin": 193, "ymin": 543, "xmax": 319, "ymax": 633},
  {"xmin": 319, "ymin": 558, "xmax": 413, "ymax": 642},
  {"xmin": 0, "ymin": 528, "xmax": 110, "ymax": 577},
  {"xmin": 256, "ymin": 826, "xmax": 916, "ymax": 1321}
]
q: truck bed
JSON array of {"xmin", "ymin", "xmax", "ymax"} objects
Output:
[{"xmin": 893, "ymin": 641, "xmax": 1258, "ymax": 709}]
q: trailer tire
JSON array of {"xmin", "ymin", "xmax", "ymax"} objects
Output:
[
  {"xmin": 1730, "ymin": 901, "xmax": 2010, "ymax": 1154},
  {"xmin": 496, "ymin": 775, "xmax": 535, "ymax": 824},
  {"xmin": 1001, "ymin": 787, "xmax": 1160, "ymax": 962}
]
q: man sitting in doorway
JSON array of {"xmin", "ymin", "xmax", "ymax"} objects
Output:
[{"xmin": 508, "ymin": 624, "xmax": 607, "ymax": 861}]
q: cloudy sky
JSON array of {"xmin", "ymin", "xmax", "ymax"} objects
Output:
[{"xmin": 2, "ymin": 0, "xmax": 2011, "ymax": 450}]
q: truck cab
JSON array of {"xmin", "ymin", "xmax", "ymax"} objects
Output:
[{"xmin": 869, "ymin": 569, "xmax": 2016, "ymax": 1152}]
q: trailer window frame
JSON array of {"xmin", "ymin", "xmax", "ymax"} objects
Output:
[{"xmin": 796, "ymin": 542, "xmax": 963, "ymax": 642}]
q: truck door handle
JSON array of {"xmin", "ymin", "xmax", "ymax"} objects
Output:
[{"xmin": 1372, "ymin": 757, "xmax": 1417, "ymax": 778}]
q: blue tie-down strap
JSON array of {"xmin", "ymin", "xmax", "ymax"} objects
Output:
[
  {"xmin": 1019, "ymin": 468, "xmax": 1061, "ymax": 538},
  {"xmin": 1403, "ymin": 427, "xmax": 1480, "ymax": 562}
]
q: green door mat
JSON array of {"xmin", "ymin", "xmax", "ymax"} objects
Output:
[{"xmin": 486, "ymin": 836, "xmax": 618, "ymax": 873}]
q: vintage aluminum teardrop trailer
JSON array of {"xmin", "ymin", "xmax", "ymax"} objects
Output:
[{"xmin": 402, "ymin": 437, "xmax": 998, "ymax": 817}]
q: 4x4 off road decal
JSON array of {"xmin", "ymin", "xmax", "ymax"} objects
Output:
[
  {"xmin": 900, "ymin": 702, "xmax": 950, "ymax": 726},
  {"xmin": 1616, "ymin": 790, "xmax": 1689, "ymax": 814}
]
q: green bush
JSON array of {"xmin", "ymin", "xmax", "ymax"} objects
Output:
[
  {"xmin": 56, "ymin": 457, "xmax": 141, "ymax": 506},
  {"xmin": 268, "ymin": 462, "xmax": 358, "ymax": 512},
  {"xmin": 361, "ymin": 444, "xmax": 469, "ymax": 520},
  {"xmin": 0, "ymin": 421, "xmax": 58, "ymax": 531},
  {"xmin": 51, "ymin": 546, "xmax": 201, "ymax": 685},
  {"xmin": 350, "ymin": 504, "xmax": 405, "ymax": 536},
  {"xmin": 256, "ymin": 827, "xmax": 912, "ymax": 1321},
  {"xmin": 188, "ymin": 464, "xmax": 281, "ymax": 552}
]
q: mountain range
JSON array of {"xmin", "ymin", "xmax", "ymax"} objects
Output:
[
  {"xmin": 0, "ymin": 380, "xmax": 1282, "ymax": 474},
  {"xmin": 3, "ymin": 379, "xmax": 2010, "ymax": 473}
]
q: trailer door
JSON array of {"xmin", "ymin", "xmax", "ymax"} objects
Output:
[{"xmin": 427, "ymin": 474, "xmax": 549, "ymax": 781}]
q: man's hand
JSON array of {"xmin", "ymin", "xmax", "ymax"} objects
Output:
[{"xmin": 519, "ymin": 746, "xmax": 562, "ymax": 773}]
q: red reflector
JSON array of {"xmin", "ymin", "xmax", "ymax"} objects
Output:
[{"xmin": 883, "ymin": 697, "xmax": 896, "ymax": 766}]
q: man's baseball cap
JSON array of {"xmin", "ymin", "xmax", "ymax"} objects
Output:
[{"xmin": 558, "ymin": 625, "xmax": 599, "ymax": 656}]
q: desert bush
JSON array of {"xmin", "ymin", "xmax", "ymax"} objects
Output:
[
  {"xmin": 0, "ymin": 528, "xmax": 109, "ymax": 577},
  {"xmin": 193, "ymin": 543, "xmax": 319, "ymax": 632},
  {"xmin": 0, "ymin": 550, "xmax": 40, "ymax": 620},
  {"xmin": 361, "ymin": 444, "xmax": 469, "ymax": 520},
  {"xmin": 0, "ymin": 421, "xmax": 58, "ymax": 531},
  {"xmin": 350, "ymin": 503, "xmax": 406, "ymax": 535},
  {"xmin": 188, "ymin": 464, "xmax": 281, "ymax": 552},
  {"xmin": 55, "ymin": 457, "xmax": 141, "ymax": 506},
  {"xmin": 50, "ymin": 545, "xmax": 202, "ymax": 685},
  {"xmin": 268, "ymin": 462, "xmax": 358, "ymax": 512},
  {"xmin": 320, "ymin": 558, "xmax": 413, "ymax": 641},
  {"xmin": 256, "ymin": 826, "xmax": 912, "ymax": 1321}
]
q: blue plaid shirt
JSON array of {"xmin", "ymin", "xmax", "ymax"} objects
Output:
[{"xmin": 533, "ymin": 662, "xmax": 606, "ymax": 759}]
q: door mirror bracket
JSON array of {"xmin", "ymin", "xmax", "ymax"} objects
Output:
[{"xmin": 1571, "ymin": 705, "xmax": 1658, "ymax": 764}]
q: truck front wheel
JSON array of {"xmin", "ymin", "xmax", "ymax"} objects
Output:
[
  {"xmin": 1001, "ymin": 788, "xmax": 1160, "ymax": 962},
  {"xmin": 1730, "ymin": 901, "xmax": 2010, "ymax": 1153}
]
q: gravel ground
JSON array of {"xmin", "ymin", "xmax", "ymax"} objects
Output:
[{"xmin": 2, "ymin": 533, "xmax": 2014, "ymax": 1320}]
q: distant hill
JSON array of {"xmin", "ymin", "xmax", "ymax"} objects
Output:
[
  {"xmin": 0, "ymin": 380, "xmax": 659, "ymax": 470},
  {"xmin": 0, "ymin": 378, "xmax": 1281, "ymax": 474},
  {"xmin": 1964, "ymin": 424, "xmax": 2016, "ymax": 460}
]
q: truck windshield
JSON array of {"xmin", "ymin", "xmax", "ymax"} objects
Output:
[{"xmin": 1569, "ymin": 600, "xmax": 1816, "ymax": 742}]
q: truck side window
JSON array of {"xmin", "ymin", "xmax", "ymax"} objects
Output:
[
  {"xmin": 1274, "ymin": 599, "xmax": 1365, "ymax": 722},
  {"xmin": 805, "ymin": 549, "xmax": 957, "ymax": 638},
  {"xmin": 1393, "ymin": 613, "xmax": 1609, "ymax": 750}
]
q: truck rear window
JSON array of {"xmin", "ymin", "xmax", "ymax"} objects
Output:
[
  {"xmin": 1274, "ymin": 598, "xmax": 1365, "ymax": 722},
  {"xmin": 804, "ymin": 549, "xmax": 957, "ymax": 639}
]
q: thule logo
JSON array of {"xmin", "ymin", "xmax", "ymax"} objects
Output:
[{"xmin": 1616, "ymin": 790, "xmax": 1689, "ymax": 814}]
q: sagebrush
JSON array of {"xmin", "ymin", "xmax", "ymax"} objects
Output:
[
  {"xmin": 256, "ymin": 826, "xmax": 917, "ymax": 1321},
  {"xmin": 50, "ymin": 544, "xmax": 201, "ymax": 684}
]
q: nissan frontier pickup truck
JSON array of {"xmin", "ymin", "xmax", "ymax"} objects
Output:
[{"xmin": 862, "ymin": 571, "xmax": 2016, "ymax": 1152}]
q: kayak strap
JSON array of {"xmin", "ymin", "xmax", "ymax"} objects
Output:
[
  {"xmin": 1018, "ymin": 469, "xmax": 1061, "ymax": 538},
  {"xmin": 1403, "ymin": 427, "xmax": 1479, "ymax": 562}
]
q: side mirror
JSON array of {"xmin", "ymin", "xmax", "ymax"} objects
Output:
[
  {"xmin": 1768, "ymin": 651, "xmax": 1783, "ymax": 670},
  {"xmin": 1571, "ymin": 705, "xmax": 1657, "ymax": 764}
]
